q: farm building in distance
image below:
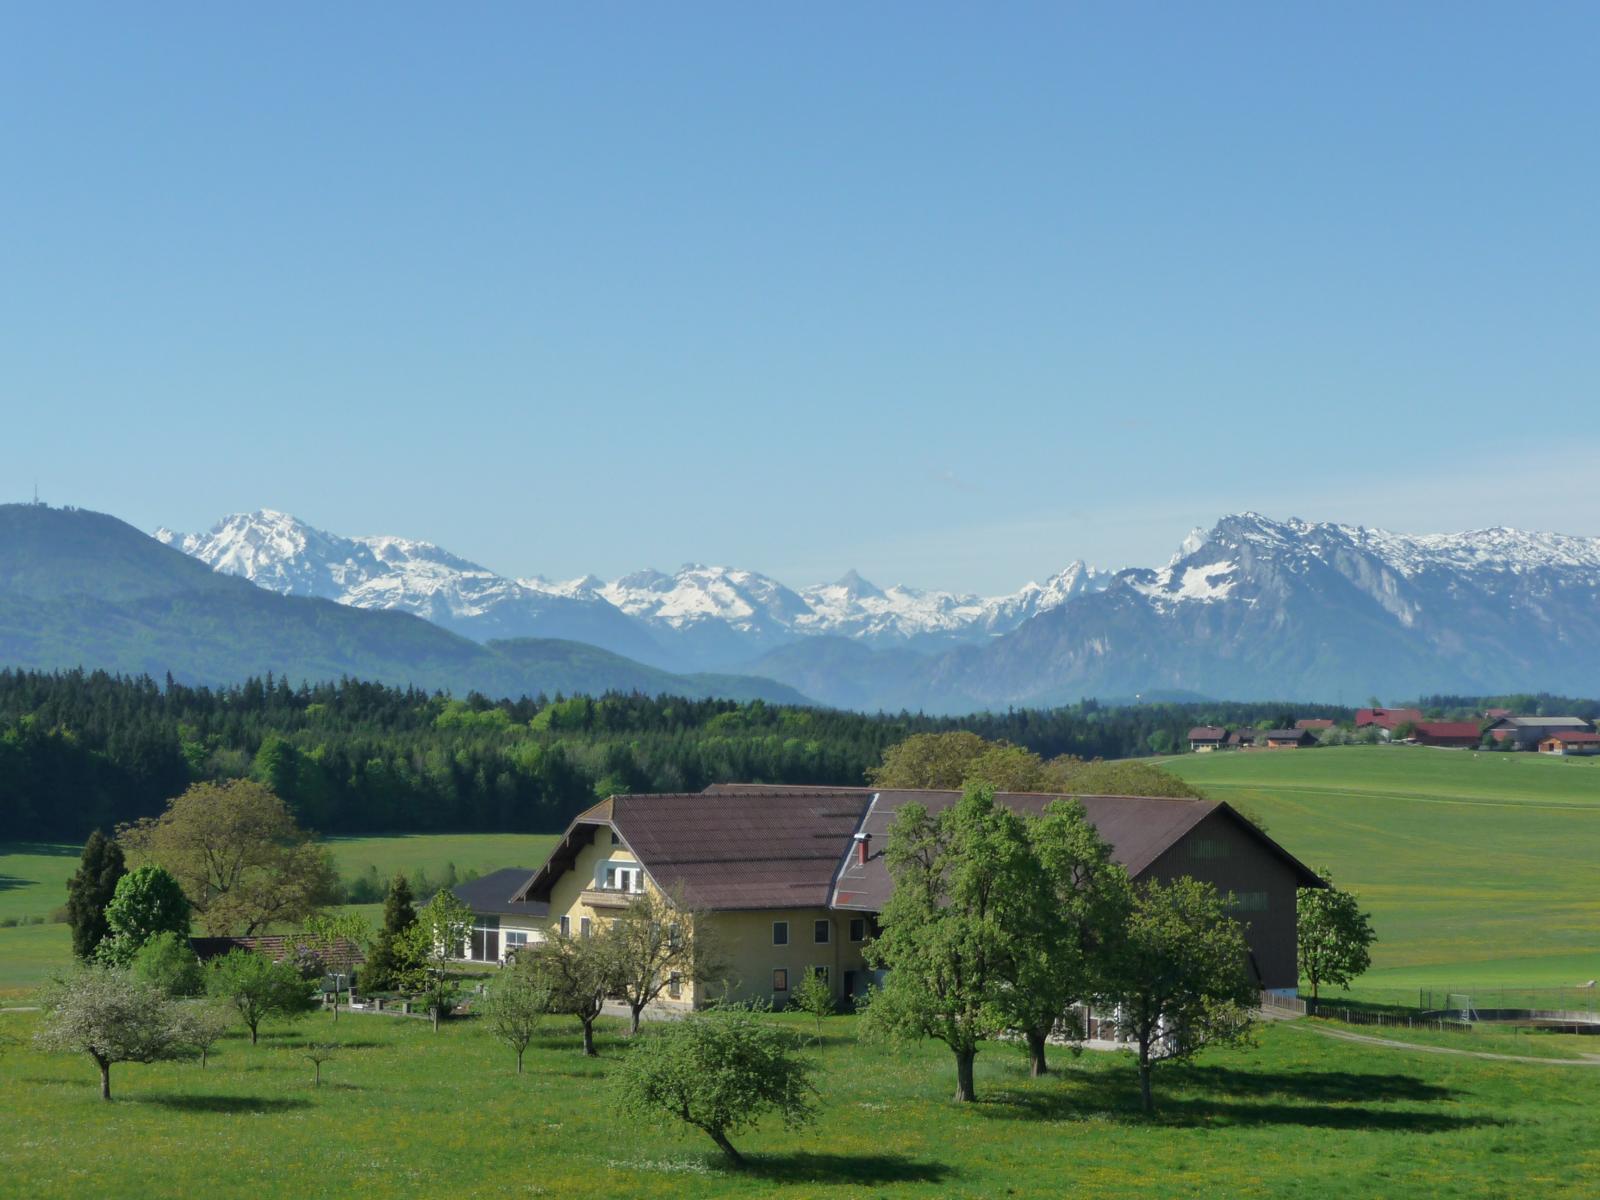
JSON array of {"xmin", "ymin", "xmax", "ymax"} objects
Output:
[
  {"xmin": 1355, "ymin": 707, "xmax": 1424, "ymax": 730},
  {"xmin": 1263, "ymin": 728, "xmax": 1317, "ymax": 749},
  {"xmin": 1486, "ymin": 715, "xmax": 1597, "ymax": 749},
  {"xmin": 1411, "ymin": 721, "xmax": 1484, "ymax": 748},
  {"xmin": 484, "ymin": 785, "xmax": 1325, "ymax": 1011},
  {"xmin": 1187, "ymin": 725, "xmax": 1229, "ymax": 751},
  {"xmin": 1538, "ymin": 731, "xmax": 1600, "ymax": 756}
]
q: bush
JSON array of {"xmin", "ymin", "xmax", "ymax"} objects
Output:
[{"xmin": 131, "ymin": 931, "xmax": 207, "ymax": 997}]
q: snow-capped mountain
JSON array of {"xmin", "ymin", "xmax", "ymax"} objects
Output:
[
  {"xmin": 156, "ymin": 511, "xmax": 1113, "ymax": 668},
  {"xmin": 154, "ymin": 509, "xmax": 1600, "ymax": 711},
  {"xmin": 920, "ymin": 513, "xmax": 1600, "ymax": 711},
  {"xmin": 155, "ymin": 511, "xmax": 666, "ymax": 662}
]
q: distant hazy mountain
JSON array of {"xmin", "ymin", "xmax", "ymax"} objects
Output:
[
  {"xmin": 160, "ymin": 509, "xmax": 1113, "ymax": 668},
  {"xmin": 152, "ymin": 507, "xmax": 1600, "ymax": 712},
  {"xmin": 1, "ymin": 505, "xmax": 808, "ymax": 705},
  {"xmin": 155, "ymin": 510, "xmax": 665, "ymax": 663},
  {"xmin": 912, "ymin": 513, "xmax": 1600, "ymax": 711}
]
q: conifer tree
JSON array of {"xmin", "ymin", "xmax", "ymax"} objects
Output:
[{"xmin": 66, "ymin": 831, "xmax": 127, "ymax": 961}]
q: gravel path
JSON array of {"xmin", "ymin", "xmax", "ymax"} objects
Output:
[{"xmin": 1296, "ymin": 1021, "xmax": 1600, "ymax": 1066}]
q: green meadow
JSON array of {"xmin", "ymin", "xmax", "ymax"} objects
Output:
[
  {"xmin": 1164, "ymin": 745, "xmax": 1600, "ymax": 995},
  {"xmin": 3, "ymin": 1004, "xmax": 1598, "ymax": 1200}
]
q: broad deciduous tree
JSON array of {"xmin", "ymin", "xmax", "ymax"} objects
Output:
[
  {"xmin": 1000, "ymin": 799, "xmax": 1129, "ymax": 1077},
  {"xmin": 610, "ymin": 1005, "xmax": 817, "ymax": 1166},
  {"xmin": 131, "ymin": 930, "xmax": 206, "ymax": 997},
  {"xmin": 34, "ymin": 968, "xmax": 186, "ymax": 1100},
  {"xmin": 608, "ymin": 886, "xmax": 718, "ymax": 1034},
  {"xmin": 481, "ymin": 960, "xmax": 552, "ymax": 1074},
  {"xmin": 1297, "ymin": 871, "xmax": 1376, "ymax": 1006},
  {"xmin": 96, "ymin": 866, "xmax": 192, "ymax": 966},
  {"xmin": 118, "ymin": 779, "xmax": 338, "ymax": 935},
  {"xmin": 397, "ymin": 889, "xmax": 474, "ymax": 1032},
  {"xmin": 1099, "ymin": 876, "xmax": 1257, "ymax": 1114},
  {"xmin": 860, "ymin": 786, "xmax": 1036, "ymax": 1102},
  {"xmin": 206, "ymin": 949, "xmax": 318, "ymax": 1044},
  {"xmin": 527, "ymin": 928, "xmax": 618, "ymax": 1056}
]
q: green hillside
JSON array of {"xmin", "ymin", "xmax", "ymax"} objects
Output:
[
  {"xmin": 0, "ymin": 505, "xmax": 805, "ymax": 705},
  {"xmin": 1164, "ymin": 745, "xmax": 1600, "ymax": 991}
]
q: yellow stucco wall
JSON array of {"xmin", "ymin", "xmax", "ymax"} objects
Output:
[{"xmin": 536, "ymin": 821, "xmax": 876, "ymax": 1011}]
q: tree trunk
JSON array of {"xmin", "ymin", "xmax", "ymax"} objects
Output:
[
  {"xmin": 249, "ymin": 1023, "xmax": 259, "ymax": 1046},
  {"xmin": 432, "ymin": 1005, "xmax": 441, "ymax": 1032},
  {"xmin": 516, "ymin": 1048, "xmax": 524, "ymax": 1075},
  {"xmin": 95, "ymin": 1054, "xmax": 111, "ymax": 1101},
  {"xmin": 630, "ymin": 1003, "xmax": 643, "ymax": 1035},
  {"xmin": 1137, "ymin": 1039, "xmax": 1154, "ymax": 1114},
  {"xmin": 1026, "ymin": 1028, "xmax": 1050, "ymax": 1077},
  {"xmin": 953, "ymin": 1047, "xmax": 977, "ymax": 1102},
  {"xmin": 313, "ymin": 1061, "xmax": 322, "ymax": 1087},
  {"xmin": 582, "ymin": 1017, "xmax": 597, "ymax": 1056},
  {"xmin": 707, "ymin": 1126, "xmax": 744, "ymax": 1167},
  {"xmin": 201, "ymin": 1047, "xmax": 208, "ymax": 1069}
]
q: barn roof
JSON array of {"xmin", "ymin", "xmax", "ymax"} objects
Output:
[{"xmin": 517, "ymin": 790, "xmax": 873, "ymax": 911}]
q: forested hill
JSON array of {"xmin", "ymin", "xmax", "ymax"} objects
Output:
[{"xmin": 4, "ymin": 670, "xmax": 1589, "ymax": 843}]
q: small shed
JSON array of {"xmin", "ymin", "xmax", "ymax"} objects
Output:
[
  {"xmin": 1263, "ymin": 728, "xmax": 1316, "ymax": 749},
  {"xmin": 1539, "ymin": 731, "xmax": 1600, "ymax": 756}
]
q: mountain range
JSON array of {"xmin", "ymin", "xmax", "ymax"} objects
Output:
[
  {"xmin": 149, "ymin": 507, "xmax": 1600, "ymax": 711},
  {"xmin": 0, "ymin": 505, "xmax": 807, "ymax": 706}
]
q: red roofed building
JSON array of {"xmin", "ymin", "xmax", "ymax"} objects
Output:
[
  {"xmin": 1355, "ymin": 707, "xmax": 1424, "ymax": 730},
  {"xmin": 1412, "ymin": 721, "xmax": 1484, "ymax": 748},
  {"xmin": 1539, "ymin": 731, "xmax": 1600, "ymax": 756}
]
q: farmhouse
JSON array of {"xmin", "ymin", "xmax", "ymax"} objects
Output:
[
  {"xmin": 1187, "ymin": 725, "xmax": 1229, "ymax": 752},
  {"xmin": 450, "ymin": 867, "xmax": 550, "ymax": 964},
  {"xmin": 1411, "ymin": 721, "xmax": 1484, "ymax": 748},
  {"xmin": 1355, "ymin": 707, "xmax": 1424, "ymax": 731},
  {"xmin": 1538, "ymin": 731, "xmax": 1600, "ymax": 756},
  {"xmin": 1226, "ymin": 728, "xmax": 1258, "ymax": 748},
  {"xmin": 1294, "ymin": 719, "xmax": 1334, "ymax": 732},
  {"xmin": 507, "ymin": 785, "xmax": 1324, "ymax": 1012},
  {"xmin": 1486, "ymin": 715, "xmax": 1597, "ymax": 750},
  {"xmin": 1262, "ymin": 728, "xmax": 1316, "ymax": 749}
]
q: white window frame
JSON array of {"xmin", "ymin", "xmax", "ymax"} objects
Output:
[{"xmin": 597, "ymin": 860, "xmax": 645, "ymax": 893}]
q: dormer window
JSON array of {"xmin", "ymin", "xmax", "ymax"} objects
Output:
[{"xmin": 599, "ymin": 862, "xmax": 644, "ymax": 893}]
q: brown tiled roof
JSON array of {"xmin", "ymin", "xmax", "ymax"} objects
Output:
[
  {"xmin": 1547, "ymin": 730, "xmax": 1600, "ymax": 743},
  {"xmin": 704, "ymin": 783, "xmax": 1324, "ymax": 908},
  {"xmin": 1413, "ymin": 721, "xmax": 1483, "ymax": 739},
  {"xmin": 518, "ymin": 790, "xmax": 873, "ymax": 911},
  {"xmin": 1187, "ymin": 726, "xmax": 1228, "ymax": 741},
  {"xmin": 1295, "ymin": 719, "xmax": 1335, "ymax": 730},
  {"xmin": 189, "ymin": 934, "xmax": 365, "ymax": 970}
]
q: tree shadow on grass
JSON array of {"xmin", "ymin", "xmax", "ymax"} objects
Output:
[
  {"xmin": 742, "ymin": 1152, "xmax": 953, "ymax": 1186},
  {"xmin": 0, "ymin": 873, "xmax": 39, "ymax": 894},
  {"xmin": 136, "ymin": 1094, "xmax": 313, "ymax": 1114},
  {"xmin": 978, "ymin": 1070, "xmax": 1494, "ymax": 1134},
  {"xmin": 270, "ymin": 1039, "xmax": 385, "ymax": 1051}
]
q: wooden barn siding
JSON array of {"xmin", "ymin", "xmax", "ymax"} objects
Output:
[{"xmin": 1143, "ymin": 810, "xmax": 1303, "ymax": 992}]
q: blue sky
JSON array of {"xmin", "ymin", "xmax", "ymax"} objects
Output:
[{"xmin": 3, "ymin": 3, "xmax": 1596, "ymax": 593}]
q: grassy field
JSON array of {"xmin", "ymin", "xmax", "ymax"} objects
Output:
[
  {"xmin": 324, "ymin": 831, "xmax": 559, "ymax": 883},
  {"xmin": 1163, "ymin": 745, "xmax": 1600, "ymax": 994},
  {"xmin": 3, "ymin": 1003, "xmax": 1598, "ymax": 1199},
  {"xmin": 0, "ymin": 833, "xmax": 555, "ymax": 998}
]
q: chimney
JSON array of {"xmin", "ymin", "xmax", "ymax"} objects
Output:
[{"xmin": 853, "ymin": 832, "xmax": 871, "ymax": 866}]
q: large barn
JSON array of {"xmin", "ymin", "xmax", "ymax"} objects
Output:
[{"xmin": 500, "ymin": 784, "xmax": 1323, "ymax": 1011}]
